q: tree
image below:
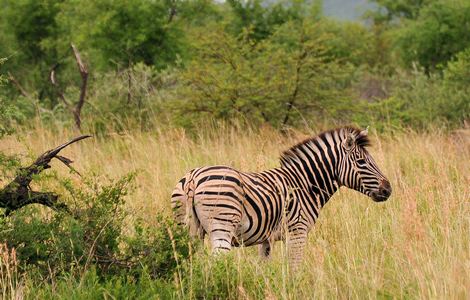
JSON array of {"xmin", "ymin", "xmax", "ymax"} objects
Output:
[
  {"xmin": 0, "ymin": 0, "xmax": 63, "ymax": 106},
  {"xmin": 226, "ymin": 0, "xmax": 310, "ymax": 41},
  {"xmin": 396, "ymin": 0, "xmax": 470, "ymax": 72},
  {"xmin": 0, "ymin": 58, "xmax": 12, "ymax": 138},
  {"xmin": 174, "ymin": 20, "xmax": 355, "ymax": 128},
  {"xmin": 58, "ymin": 0, "xmax": 186, "ymax": 70},
  {"xmin": 312, "ymin": 19, "xmax": 374, "ymax": 66},
  {"xmin": 367, "ymin": 0, "xmax": 435, "ymax": 22}
]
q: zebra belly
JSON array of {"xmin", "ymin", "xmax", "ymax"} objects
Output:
[
  {"xmin": 235, "ymin": 200, "xmax": 283, "ymax": 247},
  {"xmin": 234, "ymin": 173, "xmax": 285, "ymax": 247}
]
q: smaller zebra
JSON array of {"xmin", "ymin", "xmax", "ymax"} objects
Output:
[{"xmin": 171, "ymin": 127, "xmax": 391, "ymax": 270}]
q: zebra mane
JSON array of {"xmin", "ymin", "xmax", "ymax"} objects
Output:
[{"xmin": 280, "ymin": 127, "xmax": 371, "ymax": 166}]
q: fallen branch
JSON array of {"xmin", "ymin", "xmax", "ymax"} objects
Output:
[{"xmin": 0, "ymin": 135, "xmax": 91, "ymax": 216}]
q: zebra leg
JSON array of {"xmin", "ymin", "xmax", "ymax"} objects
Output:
[
  {"xmin": 259, "ymin": 240, "xmax": 272, "ymax": 259},
  {"xmin": 286, "ymin": 229, "xmax": 308, "ymax": 272},
  {"xmin": 195, "ymin": 206, "xmax": 241, "ymax": 254},
  {"xmin": 209, "ymin": 221, "xmax": 237, "ymax": 253}
]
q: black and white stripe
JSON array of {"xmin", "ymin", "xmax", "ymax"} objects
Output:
[{"xmin": 171, "ymin": 127, "xmax": 391, "ymax": 269}]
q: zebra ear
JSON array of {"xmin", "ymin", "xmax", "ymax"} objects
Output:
[
  {"xmin": 343, "ymin": 133, "xmax": 355, "ymax": 150},
  {"xmin": 360, "ymin": 126, "xmax": 369, "ymax": 136}
]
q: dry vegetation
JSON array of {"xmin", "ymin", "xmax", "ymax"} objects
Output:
[{"xmin": 1, "ymin": 124, "xmax": 469, "ymax": 299}]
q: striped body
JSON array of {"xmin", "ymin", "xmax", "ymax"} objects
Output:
[{"xmin": 171, "ymin": 127, "xmax": 391, "ymax": 269}]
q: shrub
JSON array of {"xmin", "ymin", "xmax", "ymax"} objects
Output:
[
  {"xmin": 444, "ymin": 47, "xmax": 470, "ymax": 88},
  {"xmin": 0, "ymin": 172, "xmax": 193, "ymax": 280},
  {"xmin": 396, "ymin": 0, "xmax": 470, "ymax": 72},
  {"xmin": 174, "ymin": 21, "xmax": 357, "ymax": 129},
  {"xmin": 354, "ymin": 65, "xmax": 469, "ymax": 130}
]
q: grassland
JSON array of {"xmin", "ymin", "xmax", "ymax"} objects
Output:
[{"xmin": 1, "ymin": 124, "xmax": 469, "ymax": 299}]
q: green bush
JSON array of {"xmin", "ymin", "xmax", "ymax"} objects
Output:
[
  {"xmin": 396, "ymin": 0, "xmax": 470, "ymax": 72},
  {"xmin": 226, "ymin": 0, "xmax": 308, "ymax": 41},
  {"xmin": 0, "ymin": 173, "xmax": 193, "ymax": 280},
  {"xmin": 314, "ymin": 18, "xmax": 374, "ymax": 66},
  {"xmin": 354, "ymin": 65, "xmax": 469, "ymax": 130},
  {"xmin": 444, "ymin": 47, "xmax": 470, "ymax": 88},
  {"xmin": 0, "ymin": 58, "xmax": 23, "ymax": 176},
  {"xmin": 174, "ymin": 20, "xmax": 358, "ymax": 129}
]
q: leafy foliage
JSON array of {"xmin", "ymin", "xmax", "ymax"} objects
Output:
[
  {"xmin": 368, "ymin": 0, "xmax": 435, "ymax": 21},
  {"xmin": 226, "ymin": 0, "xmax": 311, "ymax": 41},
  {"xmin": 175, "ymin": 21, "xmax": 357, "ymax": 128},
  {"xmin": 56, "ymin": 0, "xmax": 186, "ymax": 70},
  {"xmin": 356, "ymin": 64, "xmax": 470, "ymax": 129},
  {"xmin": 0, "ymin": 0, "xmax": 468, "ymax": 130},
  {"xmin": 396, "ymin": 0, "xmax": 470, "ymax": 72},
  {"xmin": 444, "ymin": 47, "xmax": 470, "ymax": 87},
  {"xmin": 0, "ymin": 173, "xmax": 193, "ymax": 279},
  {"xmin": 0, "ymin": 58, "xmax": 23, "ymax": 176}
]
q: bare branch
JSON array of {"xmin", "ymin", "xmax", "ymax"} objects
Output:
[
  {"xmin": 7, "ymin": 72, "xmax": 30, "ymax": 98},
  {"xmin": 0, "ymin": 135, "xmax": 92, "ymax": 216},
  {"xmin": 49, "ymin": 45, "xmax": 89, "ymax": 130},
  {"xmin": 50, "ymin": 64, "xmax": 72, "ymax": 109},
  {"xmin": 167, "ymin": 0, "xmax": 177, "ymax": 23},
  {"xmin": 282, "ymin": 28, "xmax": 307, "ymax": 130},
  {"xmin": 71, "ymin": 43, "xmax": 88, "ymax": 129}
]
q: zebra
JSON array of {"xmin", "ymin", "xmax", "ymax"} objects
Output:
[{"xmin": 171, "ymin": 127, "xmax": 392, "ymax": 269}]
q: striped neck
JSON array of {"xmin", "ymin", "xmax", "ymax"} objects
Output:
[{"xmin": 280, "ymin": 130, "xmax": 345, "ymax": 207}]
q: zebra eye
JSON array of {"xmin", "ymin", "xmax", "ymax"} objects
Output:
[{"xmin": 357, "ymin": 158, "xmax": 366, "ymax": 165}]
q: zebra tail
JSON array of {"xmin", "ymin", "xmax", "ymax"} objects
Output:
[{"xmin": 171, "ymin": 172, "xmax": 204, "ymax": 239}]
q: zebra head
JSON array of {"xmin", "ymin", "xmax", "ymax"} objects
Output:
[{"xmin": 338, "ymin": 128, "xmax": 392, "ymax": 202}]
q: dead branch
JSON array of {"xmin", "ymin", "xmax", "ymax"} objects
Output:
[
  {"xmin": 0, "ymin": 135, "xmax": 91, "ymax": 216},
  {"xmin": 167, "ymin": 0, "xmax": 177, "ymax": 23},
  {"xmin": 71, "ymin": 44, "xmax": 88, "ymax": 129},
  {"xmin": 49, "ymin": 44, "xmax": 89, "ymax": 130},
  {"xmin": 7, "ymin": 72, "xmax": 30, "ymax": 98},
  {"xmin": 50, "ymin": 63, "xmax": 71, "ymax": 108},
  {"xmin": 282, "ymin": 28, "xmax": 307, "ymax": 130}
]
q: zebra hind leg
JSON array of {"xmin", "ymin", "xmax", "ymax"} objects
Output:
[
  {"xmin": 209, "ymin": 223, "xmax": 237, "ymax": 253},
  {"xmin": 193, "ymin": 201, "xmax": 241, "ymax": 254}
]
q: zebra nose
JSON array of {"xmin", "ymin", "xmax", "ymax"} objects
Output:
[{"xmin": 379, "ymin": 179, "xmax": 392, "ymax": 197}]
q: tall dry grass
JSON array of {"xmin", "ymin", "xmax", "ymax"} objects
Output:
[{"xmin": 0, "ymin": 124, "xmax": 469, "ymax": 299}]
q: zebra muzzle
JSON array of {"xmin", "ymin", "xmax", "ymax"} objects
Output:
[{"xmin": 372, "ymin": 179, "xmax": 392, "ymax": 202}]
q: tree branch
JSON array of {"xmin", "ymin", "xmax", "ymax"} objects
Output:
[
  {"xmin": 71, "ymin": 43, "xmax": 88, "ymax": 129},
  {"xmin": 50, "ymin": 63, "xmax": 73, "ymax": 109},
  {"xmin": 167, "ymin": 0, "xmax": 177, "ymax": 23},
  {"xmin": 7, "ymin": 72, "xmax": 30, "ymax": 98},
  {"xmin": 0, "ymin": 135, "xmax": 91, "ymax": 216},
  {"xmin": 49, "ymin": 44, "xmax": 89, "ymax": 130},
  {"xmin": 282, "ymin": 28, "xmax": 307, "ymax": 129}
]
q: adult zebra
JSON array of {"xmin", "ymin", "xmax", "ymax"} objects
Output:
[{"xmin": 171, "ymin": 127, "xmax": 391, "ymax": 269}]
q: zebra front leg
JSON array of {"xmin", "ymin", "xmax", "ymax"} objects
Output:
[{"xmin": 286, "ymin": 229, "xmax": 308, "ymax": 272}]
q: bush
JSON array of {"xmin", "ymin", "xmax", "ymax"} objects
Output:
[
  {"xmin": 444, "ymin": 47, "xmax": 470, "ymax": 88},
  {"xmin": 396, "ymin": 0, "xmax": 470, "ymax": 72},
  {"xmin": 174, "ymin": 21, "xmax": 358, "ymax": 129},
  {"xmin": 354, "ymin": 65, "xmax": 469, "ymax": 130},
  {"xmin": 0, "ymin": 173, "xmax": 193, "ymax": 280},
  {"xmin": 314, "ymin": 18, "xmax": 374, "ymax": 66},
  {"xmin": 83, "ymin": 63, "xmax": 168, "ymax": 134}
]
